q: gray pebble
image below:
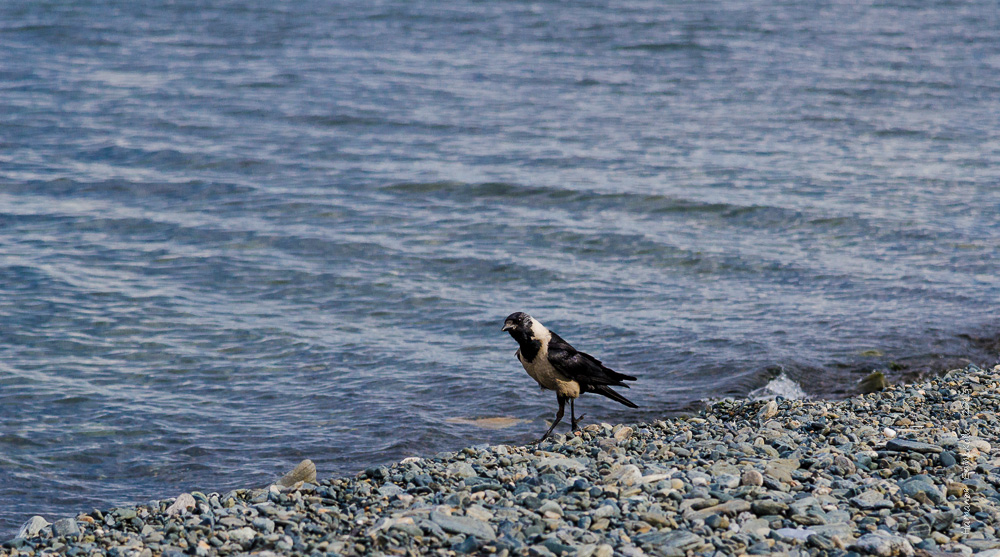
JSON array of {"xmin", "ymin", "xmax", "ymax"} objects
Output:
[
  {"xmin": 851, "ymin": 490, "xmax": 893, "ymax": 510},
  {"xmin": 16, "ymin": 516, "xmax": 49, "ymax": 539},
  {"xmin": 252, "ymin": 516, "xmax": 275, "ymax": 533},
  {"xmin": 851, "ymin": 531, "xmax": 915, "ymax": 557},
  {"xmin": 452, "ymin": 535, "xmax": 482, "ymax": 553},
  {"xmin": 886, "ymin": 439, "xmax": 943, "ymax": 454},
  {"xmin": 635, "ymin": 529, "xmax": 704, "ymax": 554},
  {"xmin": 377, "ymin": 483, "xmax": 404, "ymax": 498},
  {"xmin": 430, "ymin": 511, "xmax": 496, "ymax": 541},
  {"xmin": 751, "ymin": 499, "xmax": 788, "ymax": 515},
  {"xmin": 51, "ymin": 518, "xmax": 80, "ymax": 538},
  {"xmin": 528, "ymin": 544, "xmax": 557, "ymax": 557},
  {"xmin": 900, "ymin": 478, "xmax": 945, "ymax": 504}
]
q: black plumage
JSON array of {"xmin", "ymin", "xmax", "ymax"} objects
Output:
[{"xmin": 502, "ymin": 312, "xmax": 638, "ymax": 442}]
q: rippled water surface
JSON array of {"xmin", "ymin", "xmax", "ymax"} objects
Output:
[{"xmin": 2, "ymin": 0, "xmax": 1000, "ymax": 536}]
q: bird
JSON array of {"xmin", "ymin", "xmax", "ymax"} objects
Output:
[{"xmin": 502, "ymin": 312, "xmax": 638, "ymax": 442}]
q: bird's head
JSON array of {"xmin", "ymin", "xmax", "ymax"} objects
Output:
[{"xmin": 502, "ymin": 312, "xmax": 533, "ymax": 338}]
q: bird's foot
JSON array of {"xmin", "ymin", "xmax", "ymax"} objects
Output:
[{"xmin": 571, "ymin": 414, "xmax": 586, "ymax": 431}]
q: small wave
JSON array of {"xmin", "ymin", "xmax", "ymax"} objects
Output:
[
  {"xmin": 382, "ymin": 180, "xmax": 568, "ymax": 199},
  {"xmin": 381, "ymin": 180, "xmax": 805, "ymax": 222},
  {"xmin": 616, "ymin": 42, "xmax": 714, "ymax": 52},
  {"xmin": 748, "ymin": 371, "xmax": 808, "ymax": 401}
]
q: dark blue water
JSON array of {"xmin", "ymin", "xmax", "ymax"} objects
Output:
[{"xmin": 2, "ymin": 0, "xmax": 1000, "ymax": 537}]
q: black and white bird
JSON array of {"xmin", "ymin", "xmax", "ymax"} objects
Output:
[{"xmin": 502, "ymin": 312, "xmax": 638, "ymax": 442}]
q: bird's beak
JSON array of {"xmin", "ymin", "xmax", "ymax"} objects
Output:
[{"xmin": 502, "ymin": 323, "xmax": 514, "ymax": 332}]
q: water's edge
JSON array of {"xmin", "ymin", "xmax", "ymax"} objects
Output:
[{"xmin": 6, "ymin": 363, "xmax": 999, "ymax": 553}]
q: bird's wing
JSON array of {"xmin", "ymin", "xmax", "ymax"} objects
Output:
[{"xmin": 546, "ymin": 333, "xmax": 636, "ymax": 386}]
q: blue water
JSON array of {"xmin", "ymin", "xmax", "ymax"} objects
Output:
[{"xmin": 2, "ymin": 0, "xmax": 1000, "ymax": 537}]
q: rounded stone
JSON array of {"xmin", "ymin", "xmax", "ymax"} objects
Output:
[
  {"xmin": 741, "ymin": 470, "xmax": 764, "ymax": 487},
  {"xmin": 939, "ymin": 451, "xmax": 957, "ymax": 467}
]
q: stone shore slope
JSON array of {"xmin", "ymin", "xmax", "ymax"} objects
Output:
[{"xmin": 5, "ymin": 364, "xmax": 1000, "ymax": 557}]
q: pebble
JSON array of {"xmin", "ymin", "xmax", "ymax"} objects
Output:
[
  {"xmin": 900, "ymin": 478, "xmax": 945, "ymax": 504},
  {"xmin": 252, "ymin": 517, "xmax": 275, "ymax": 534},
  {"xmin": 5, "ymin": 363, "xmax": 1000, "ymax": 557},
  {"xmin": 447, "ymin": 461, "xmax": 477, "ymax": 478},
  {"xmin": 594, "ymin": 544, "xmax": 614, "ymax": 557},
  {"xmin": 741, "ymin": 469, "xmax": 764, "ymax": 487},
  {"xmin": 277, "ymin": 459, "xmax": 317, "ymax": 487},
  {"xmin": 887, "ymin": 439, "xmax": 944, "ymax": 454},
  {"xmin": 757, "ymin": 400, "xmax": 778, "ymax": 421},
  {"xmin": 50, "ymin": 518, "xmax": 79, "ymax": 538},
  {"xmin": 15, "ymin": 516, "xmax": 49, "ymax": 539},
  {"xmin": 227, "ymin": 526, "xmax": 256, "ymax": 544},
  {"xmin": 945, "ymin": 480, "xmax": 967, "ymax": 497},
  {"xmin": 165, "ymin": 493, "xmax": 195, "ymax": 515},
  {"xmin": 752, "ymin": 499, "xmax": 788, "ymax": 515},
  {"xmin": 635, "ymin": 529, "xmax": 704, "ymax": 555},
  {"xmin": 429, "ymin": 511, "xmax": 496, "ymax": 541},
  {"xmin": 608, "ymin": 464, "xmax": 641, "ymax": 486},
  {"xmin": 851, "ymin": 490, "xmax": 893, "ymax": 510},
  {"xmin": 852, "ymin": 531, "xmax": 915, "ymax": 556}
]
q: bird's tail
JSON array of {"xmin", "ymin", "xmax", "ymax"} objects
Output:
[
  {"xmin": 593, "ymin": 385, "xmax": 638, "ymax": 408},
  {"xmin": 611, "ymin": 370, "xmax": 637, "ymax": 382}
]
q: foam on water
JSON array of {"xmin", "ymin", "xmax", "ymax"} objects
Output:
[{"xmin": 748, "ymin": 372, "xmax": 810, "ymax": 402}]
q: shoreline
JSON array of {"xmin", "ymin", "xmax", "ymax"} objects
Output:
[{"xmin": 5, "ymin": 364, "xmax": 1000, "ymax": 557}]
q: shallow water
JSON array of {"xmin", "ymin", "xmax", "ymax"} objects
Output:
[{"xmin": 2, "ymin": 0, "xmax": 999, "ymax": 537}]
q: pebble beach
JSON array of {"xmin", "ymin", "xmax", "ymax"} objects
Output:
[{"xmin": 5, "ymin": 364, "xmax": 1000, "ymax": 557}]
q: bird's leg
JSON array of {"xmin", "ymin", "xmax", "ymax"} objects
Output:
[
  {"xmin": 537, "ymin": 395, "xmax": 566, "ymax": 443},
  {"xmin": 570, "ymin": 398, "xmax": 585, "ymax": 431}
]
